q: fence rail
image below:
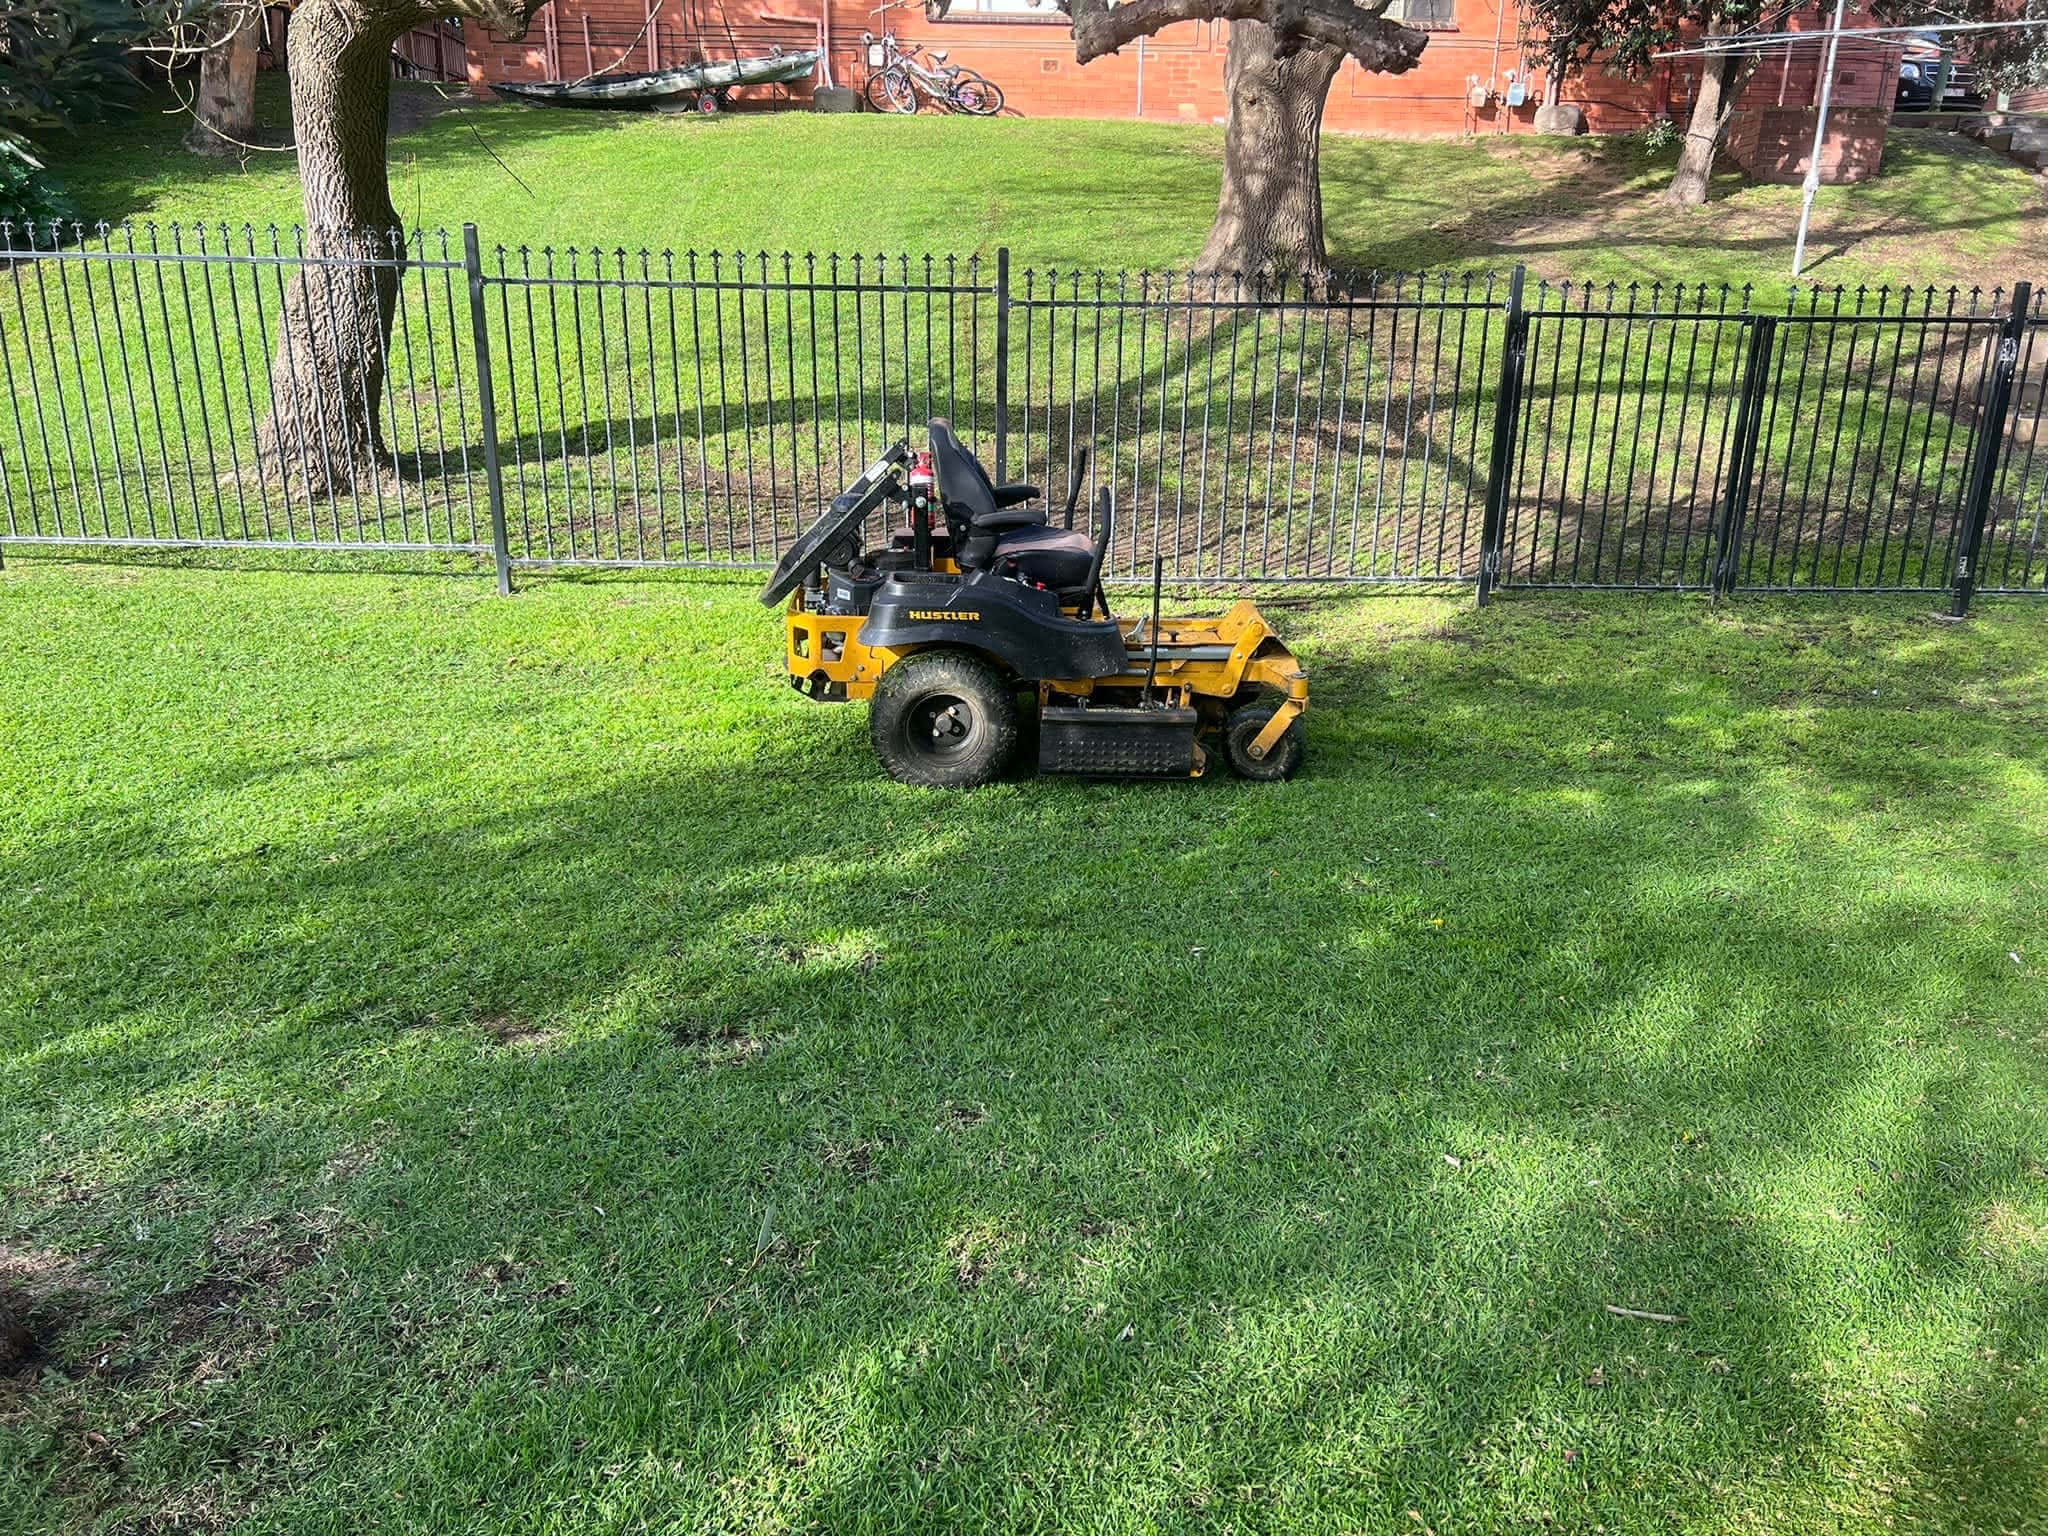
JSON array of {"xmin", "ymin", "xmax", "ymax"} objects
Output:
[{"xmin": 1, "ymin": 219, "xmax": 2044, "ymax": 610}]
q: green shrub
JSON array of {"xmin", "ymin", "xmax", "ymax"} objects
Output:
[{"xmin": 0, "ymin": 135, "xmax": 76, "ymax": 236}]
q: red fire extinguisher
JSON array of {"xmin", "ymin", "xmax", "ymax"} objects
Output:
[{"xmin": 907, "ymin": 448, "xmax": 936, "ymax": 564}]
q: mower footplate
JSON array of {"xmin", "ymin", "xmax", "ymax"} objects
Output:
[{"xmin": 1038, "ymin": 705, "xmax": 1200, "ymax": 778}]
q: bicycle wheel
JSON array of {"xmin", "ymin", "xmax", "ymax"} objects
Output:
[
  {"xmin": 865, "ymin": 69, "xmax": 918, "ymax": 113},
  {"xmin": 948, "ymin": 71, "xmax": 1003, "ymax": 116}
]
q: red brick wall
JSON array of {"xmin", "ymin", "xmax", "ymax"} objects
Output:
[
  {"xmin": 463, "ymin": 0, "xmax": 1898, "ymax": 149},
  {"xmin": 1727, "ymin": 104, "xmax": 1894, "ymax": 185},
  {"xmin": 464, "ymin": 0, "xmax": 1677, "ymax": 132}
]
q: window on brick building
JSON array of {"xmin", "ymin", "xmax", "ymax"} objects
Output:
[
  {"xmin": 934, "ymin": 0, "xmax": 1066, "ymax": 17},
  {"xmin": 1388, "ymin": 0, "xmax": 1456, "ymax": 27}
]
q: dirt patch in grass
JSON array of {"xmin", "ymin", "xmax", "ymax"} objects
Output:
[
  {"xmin": 0, "ymin": 1246, "xmax": 96, "ymax": 1385},
  {"xmin": 941, "ymin": 1102, "xmax": 988, "ymax": 1131},
  {"xmin": 821, "ymin": 1139, "xmax": 879, "ymax": 1178},
  {"xmin": 480, "ymin": 1013, "xmax": 557, "ymax": 1048},
  {"xmin": 1, "ymin": 1211, "xmax": 336, "ymax": 1397},
  {"xmin": 88, "ymin": 1217, "xmax": 329, "ymax": 1385},
  {"xmin": 951, "ymin": 1243, "xmax": 994, "ymax": 1291}
]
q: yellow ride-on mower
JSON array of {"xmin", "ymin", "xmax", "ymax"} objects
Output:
[{"xmin": 761, "ymin": 421, "xmax": 1309, "ymax": 788}]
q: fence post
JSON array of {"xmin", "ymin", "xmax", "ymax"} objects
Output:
[
  {"xmin": 1477, "ymin": 265, "xmax": 1529, "ymax": 606},
  {"xmin": 462, "ymin": 223, "xmax": 513, "ymax": 597},
  {"xmin": 1951, "ymin": 280, "xmax": 2029, "ymax": 619},
  {"xmin": 993, "ymin": 246, "xmax": 1010, "ymax": 483},
  {"xmin": 1712, "ymin": 314, "xmax": 1777, "ymax": 597}
]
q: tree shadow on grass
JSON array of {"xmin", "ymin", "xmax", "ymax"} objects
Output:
[{"xmin": 2, "ymin": 598, "xmax": 2044, "ymax": 1530}]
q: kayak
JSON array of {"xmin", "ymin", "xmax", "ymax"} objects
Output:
[{"xmin": 494, "ymin": 49, "xmax": 821, "ymax": 109}]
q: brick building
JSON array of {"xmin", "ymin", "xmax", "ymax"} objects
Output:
[{"xmin": 463, "ymin": 0, "xmax": 1904, "ymax": 177}]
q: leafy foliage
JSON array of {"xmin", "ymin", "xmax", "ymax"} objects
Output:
[
  {"xmin": 0, "ymin": 135, "xmax": 73, "ymax": 228},
  {"xmin": 1933, "ymin": 0, "xmax": 2048, "ymax": 93},
  {"xmin": 0, "ymin": 1, "xmax": 181, "ymax": 139},
  {"xmin": 0, "ymin": 1, "xmax": 190, "ymax": 235},
  {"xmin": 1523, "ymin": 0, "xmax": 1767, "ymax": 87}
]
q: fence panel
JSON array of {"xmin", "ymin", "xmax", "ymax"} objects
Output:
[
  {"xmin": 0, "ymin": 222, "xmax": 488, "ymax": 555},
  {"xmin": 0, "ymin": 220, "xmax": 2044, "ymax": 603},
  {"xmin": 1499, "ymin": 283, "xmax": 1753, "ymax": 591},
  {"xmin": 1009, "ymin": 270, "xmax": 1501, "ymax": 584},
  {"xmin": 1732, "ymin": 286, "xmax": 1999, "ymax": 594},
  {"xmin": 481, "ymin": 245, "xmax": 994, "ymax": 568},
  {"xmin": 1980, "ymin": 294, "xmax": 2048, "ymax": 596}
]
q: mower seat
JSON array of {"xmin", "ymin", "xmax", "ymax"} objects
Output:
[
  {"xmin": 988, "ymin": 523, "xmax": 1096, "ymax": 592},
  {"xmin": 929, "ymin": 418, "xmax": 1046, "ymax": 530},
  {"xmin": 928, "ymin": 417, "xmax": 1096, "ymax": 588}
]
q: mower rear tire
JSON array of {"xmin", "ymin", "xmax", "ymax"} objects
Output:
[
  {"xmin": 1222, "ymin": 701, "xmax": 1304, "ymax": 782},
  {"xmin": 870, "ymin": 649, "xmax": 1019, "ymax": 788}
]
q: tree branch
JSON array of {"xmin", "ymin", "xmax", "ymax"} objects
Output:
[
  {"xmin": 450, "ymin": 0, "xmax": 552, "ymax": 38},
  {"xmin": 1063, "ymin": 0, "xmax": 1425, "ymax": 73}
]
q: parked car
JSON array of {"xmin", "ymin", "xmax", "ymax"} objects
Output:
[{"xmin": 1897, "ymin": 32, "xmax": 1985, "ymax": 112}]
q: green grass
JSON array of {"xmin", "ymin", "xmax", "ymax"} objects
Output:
[
  {"xmin": 3, "ymin": 561, "xmax": 2046, "ymax": 1533},
  {"xmin": 37, "ymin": 79, "xmax": 2048, "ymax": 291}
]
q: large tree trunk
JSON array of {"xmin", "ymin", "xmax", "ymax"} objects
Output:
[
  {"xmin": 256, "ymin": 0, "xmax": 407, "ymax": 496},
  {"xmin": 186, "ymin": 2, "xmax": 262, "ymax": 156},
  {"xmin": 1665, "ymin": 27, "xmax": 1744, "ymax": 208},
  {"xmin": 1195, "ymin": 21, "xmax": 1343, "ymax": 276}
]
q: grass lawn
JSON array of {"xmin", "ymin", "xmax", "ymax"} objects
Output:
[
  {"xmin": 2, "ymin": 560, "xmax": 2045, "ymax": 1532},
  {"xmin": 36, "ymin": 78, "xmax": 2048, "ymax": 292}
]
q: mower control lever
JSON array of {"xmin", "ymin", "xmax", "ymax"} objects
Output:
[{"xmin": 1062, "ymin": 446, "xmax": 1089, "ymax": 529}]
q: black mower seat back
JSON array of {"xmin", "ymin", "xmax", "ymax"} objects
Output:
[{"xmin": 929, "ymin": 419, "xmax": 1043, "ymax": 529}]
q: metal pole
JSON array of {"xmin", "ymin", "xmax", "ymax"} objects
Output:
[
  {"xmin": 1791, "ymin": 0, "xmax": 1848, "ymax": 280},
  {"xmin": 1713, "ymin": 315, "xmax": 1777, "ymax": 596},
  {"xmin": 463, "ymin": 223, "xmax": 514, "ymax": 596},
  {"xmin": 993, "ymin": 246, "xmax": 1010, "ymax": 481},
  {"xmin": 1931, "ymin": 41, "xmax": 1956, "ymax": 110},
  {"xmin": 1476, "ymin": 264, "xmax": 1528, "ymax": 606},
  {"xmin": 1951, "ymin": 280, "xmax": 2029, "ymax": 618}
]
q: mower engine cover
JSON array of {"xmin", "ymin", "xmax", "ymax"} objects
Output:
[{"xmin": 860, "ymin": 569, "xmax": 1127, "ymax": 680}]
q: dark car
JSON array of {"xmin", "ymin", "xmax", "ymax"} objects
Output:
[{"xmin": 1898, "ymin": 32, "xmax": 1985, "ymax": 112}]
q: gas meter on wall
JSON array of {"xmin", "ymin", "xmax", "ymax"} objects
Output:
[
  {"xmin": 1505, "ymin": 70, "xmax": 1528, "ymax": 107},
  {"xmin": 1467, "ymin": 76, "xmax": 1491, "ymax": 108},
  {"xmin": 867, "ymin": 41, "xmax": 887, "ymax": 67}
]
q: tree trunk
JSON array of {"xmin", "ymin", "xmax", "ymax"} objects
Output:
[
  {"xmin": 186, "ymin": 2, "xmax": 262, "ymax": 155},
  {"xmin": 1666, "ymin": 30, "xmax": 1743, "ymax": 208},
  {"xmin": 1195, "ymin": 21, "xmax": 1343, "ymax": 275},
  {"xmin": 256, "ymin": 0, "xmax": 406, "ymax": 496}
]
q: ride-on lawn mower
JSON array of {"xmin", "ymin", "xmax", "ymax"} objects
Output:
[{"xmin": 760, "ymin": 420, "xmax": 1309, "ymax": 788}]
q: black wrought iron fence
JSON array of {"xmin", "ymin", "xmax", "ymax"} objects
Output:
[
  {"xmin": 480, "ymin": 244, "xmax": 994, "ymax": 570},
  {"xmin": 1, "ymin": 219, "xmax": 2044, "ymax": 611},
  {"xmin": 1006, "ymin": 268, "xmax": 1505, "ymax": 585},
  {"xmin": 0, "ymin": 223, "xmax": 490, "ymax": 556}
]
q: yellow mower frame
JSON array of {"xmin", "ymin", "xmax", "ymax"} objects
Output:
[{"xmin": 783, "ymin": 594, "xmax": 1309, "ymax": 773}]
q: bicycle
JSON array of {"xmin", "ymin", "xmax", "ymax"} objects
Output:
[{"xmin": 860, "ymin": 31, "xmax": 1004, "ymax": 115}]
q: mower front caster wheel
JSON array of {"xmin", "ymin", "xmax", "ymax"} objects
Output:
[
  {"xmin": 1222, "ymin": 701, "xmax": 1304, "ymax": 781},
  {"xmin": 870, "ymin": 649, "xmax": 1019, "ymax": 788}
]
